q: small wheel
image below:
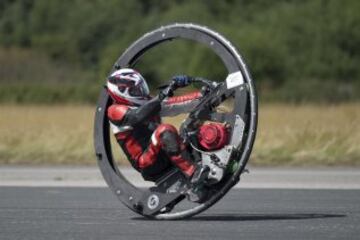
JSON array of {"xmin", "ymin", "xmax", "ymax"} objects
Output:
[{"xmin": 94, "ymin": 23, "xmax": 258, "ymax": 220}]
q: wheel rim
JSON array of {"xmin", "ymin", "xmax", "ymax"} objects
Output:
[{"xmin": 94, "ymin": 23, "xmax": 258, "ymax": 219}]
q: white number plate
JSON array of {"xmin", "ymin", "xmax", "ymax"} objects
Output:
[{"xmin": 226, "ymin": 71, "xmax": 244, "ymax": 89}]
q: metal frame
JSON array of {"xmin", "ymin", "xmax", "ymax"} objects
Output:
[{"xmin": 94, "ymin": 23, "xmax": 258, "ymax": 219}]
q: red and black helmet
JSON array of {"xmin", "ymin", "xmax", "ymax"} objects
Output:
[{"xmin": 106, "ymin": 68, "xmax": 150, "ymax": 105}]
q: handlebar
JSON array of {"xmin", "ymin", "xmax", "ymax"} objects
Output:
[
  {"xmin": 158, "ymin": 76, "xmax": 219, "ymax": 100},
  {"xmin": 191, "ymin": 77, "xmax": 218, "ymax": 90}
]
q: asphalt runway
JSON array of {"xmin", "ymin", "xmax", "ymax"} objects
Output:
[{"xmin": 0, "ymin": 187, "xmax": 359, "ymax": 240}]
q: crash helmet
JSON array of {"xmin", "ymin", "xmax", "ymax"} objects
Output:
[{"xmin": 106, "ymin": 68, "xmax": 150, "ymax": 105}]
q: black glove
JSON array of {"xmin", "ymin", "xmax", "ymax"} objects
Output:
[
  {"xmin": 158, "ymin": 84, "xmax": 175, "ymax": 101},
  {"xmin": 172, "ymin": 75, "xmax": 193, "ymax": 88},
  {"xmin": 158, "ymin": 75, "xmax": 193, "ymax": 101}
]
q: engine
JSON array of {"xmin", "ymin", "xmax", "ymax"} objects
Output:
[{"xmin": 197, "ymin": 122, "xmax": 229, "ymax": 151}]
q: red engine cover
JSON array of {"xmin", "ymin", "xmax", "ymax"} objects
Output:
[{"xmin": 198, "ymin": 123, "xmax": 229, "ymax": 150}]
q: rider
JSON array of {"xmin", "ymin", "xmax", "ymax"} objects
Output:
[{"xmin": 106, "ymin": 68, "xmax": 209, "ymax": 187}]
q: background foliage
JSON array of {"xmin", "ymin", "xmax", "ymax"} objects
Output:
[{"xmin": 0, "ymin": 0, "xmax": 359, "ymax": 103}]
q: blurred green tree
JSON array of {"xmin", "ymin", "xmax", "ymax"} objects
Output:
[{"xmin": 0, "ymin": 0, "xmax": 359, "ymax": 103}]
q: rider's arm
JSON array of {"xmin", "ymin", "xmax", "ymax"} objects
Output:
[
  {"xmin": 160, "ymin": 91, "xmax": 202, "ymax": 117},
  {"xmin": 108, "ymin": 97, "xmax": 162, "ymax": 127},
  {"xmin": 164, "ymin": 91, "xmax": 202, "ymax": 105},
  {"xmin": 160, "ymin": 75, "xmax": 203, "ymax": 116}
]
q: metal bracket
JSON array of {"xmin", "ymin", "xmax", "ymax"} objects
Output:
[
  {"xmin": 230, "ymin": 115, "xmax": 245, "ymax": 148},
  {"xmin": 201, "ymin": 145, "xmax": 234, "ymax": 183}
]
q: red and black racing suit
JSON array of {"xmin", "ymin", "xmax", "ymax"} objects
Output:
[{"xmin": 107, "ymin": 91, "xmax": 202, "ymax": 181}]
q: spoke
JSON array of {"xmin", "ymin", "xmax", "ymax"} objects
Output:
[{"xmin": 233, "ymin": 84, "xmax": 248, "ymax": 119}]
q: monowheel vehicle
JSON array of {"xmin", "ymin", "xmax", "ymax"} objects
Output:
[{"xmin": 94, "ymin": 23, "xmax": 258, "ymax": 220}]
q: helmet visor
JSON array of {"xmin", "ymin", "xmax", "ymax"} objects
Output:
[{"xmin": 128, "ymin": 80, "xmax": 150, "ymax": 97}]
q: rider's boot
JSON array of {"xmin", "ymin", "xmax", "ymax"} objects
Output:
[
  {"xmin": 186, "ymin": 164, "xmax": 210, "ymax": 203},
  {"xmin": 191, "ymin": 164, "xmax": 210, "ymax": 184},
  {"xmin": 166, "ymin": 153, "xmax": 209, "ymax": 203},
  {"xmin": 168, "ymin": 151, "xmax": 196, "ymax": 177},
  {"xmin": 160, "ymin": 129, "xmax": 210, "ymax": 202},
  {"xmin": 169, "ymin": 147, "xmax": 210, "ymax": 182},
  {"xmin": 167, "ymin": 147, "xmax": 210, "ymax": 202}
]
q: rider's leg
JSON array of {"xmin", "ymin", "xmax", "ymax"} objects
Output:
[
  {"xmin": 153, "ymin": 124, "xmax": 210, "ymax": 186},
  {"xmin": 138, "ymin": 124, "xmax": 195, "ymax": 176},
  {"xmin": 150, "ymin": 124, "xmax": 195, "ymax": 177},
  {"xmin": 139, "ymin": 123, "xmax": 209, "ymax": 186}
]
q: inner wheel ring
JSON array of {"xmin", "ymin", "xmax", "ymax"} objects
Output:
[{"xmin": 94, "ymin": 23, "xmax": 258, "ymax": 219}]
